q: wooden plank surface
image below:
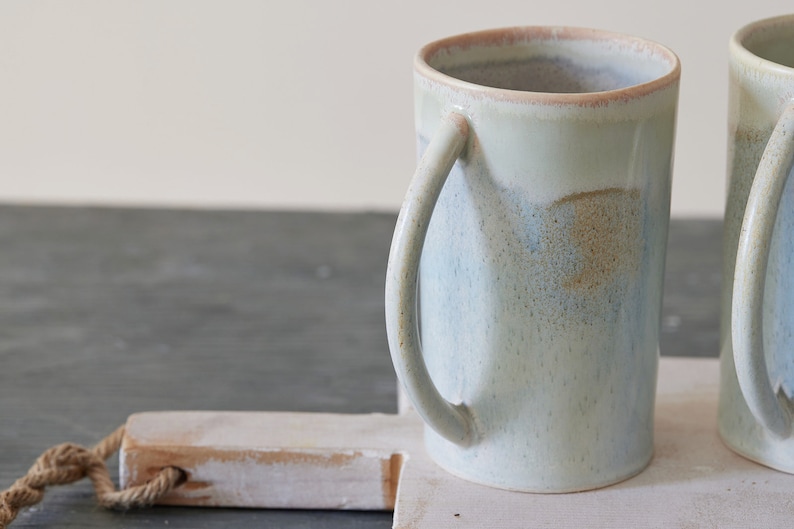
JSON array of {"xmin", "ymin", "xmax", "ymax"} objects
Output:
[
  {"xmin": 0, "ymin": 206, "xmax": 721, "ymax": 528},
  {"xmin": 121, "ymin": 358, "xmax": 794, "ymax": 529},
  {"xmin": 121, "ymin": 411, "xmax": 419, "ymax": 510}
]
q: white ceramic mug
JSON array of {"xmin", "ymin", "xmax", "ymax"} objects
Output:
[
  {"xmin": 719, "ymin": 14, "xmax": 794, "ymax": 471},
  {"xmin": 384, "ymin": 27, "xmax": 680, "ymax": 492}
]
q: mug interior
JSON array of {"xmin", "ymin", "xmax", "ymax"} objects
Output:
[
  {"xmin": 421, "ymin": 27, "xmax": 678, "ymax": 95},
  {"xmin": 738, "ymin": 16, "xmax": 794, "ymax": 69}
]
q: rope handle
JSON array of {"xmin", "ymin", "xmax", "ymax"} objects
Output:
[{"xmin": 0, "ymin": 425, "xmax": 187, "ymax": 528}]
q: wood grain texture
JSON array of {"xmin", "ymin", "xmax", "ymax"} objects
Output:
[
  {"xmin": 0, "ymin": 205, "xmax": 720, "ymax": 528},
  {"xmin": 122, "ymin": 411, "xmax": 419, "ymax": 510}
]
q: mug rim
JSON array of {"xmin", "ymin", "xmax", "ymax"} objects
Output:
[
  {"xmin": 414, "ymin": 26, "xmax": 681, "ymax": 106},
  {"xmin": 731, "ymin": 14, "xmax": 794, "ymax": 76}
]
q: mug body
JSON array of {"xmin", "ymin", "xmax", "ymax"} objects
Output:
[
  {"xmin": 413, "ymin": 27, "xmax": 679, "ymax": 491},
  {"xmin": 719, "ymin": 14, "xmax": 794, "ymax": 471}
]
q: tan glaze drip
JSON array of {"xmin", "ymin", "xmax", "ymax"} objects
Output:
[{"xmin": 551, "ymin": 187, "xmax": 642, "ymax": 294}]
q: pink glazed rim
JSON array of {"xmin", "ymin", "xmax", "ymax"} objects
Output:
[
  {"xmin": 415, "ymin": 26, "xmax": 681, "ymax": 106},
  {"xmin": 731, "ymin": 14, "xmax": 794, "ymax": 77}
]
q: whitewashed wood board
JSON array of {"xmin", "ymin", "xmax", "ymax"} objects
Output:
[{"xmin": 121, "ymin": 357, "xmax": 794, "ymax": 528}]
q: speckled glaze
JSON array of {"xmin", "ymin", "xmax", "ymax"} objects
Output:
[
  {"xmin": 385, "ymin": 27, "xmax": 680, "ymax": 492},
  {"xmin": 719, "ymin": 15, "xmax": 794, "ymax": 472}
]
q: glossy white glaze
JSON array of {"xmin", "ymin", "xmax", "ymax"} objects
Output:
[{"xmin": 385, "ymin": 27, "xmax": 679, "ymax": 492}]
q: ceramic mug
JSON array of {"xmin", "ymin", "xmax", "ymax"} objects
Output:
[
  {"xmin": 384, "ymin": 27, "xmax": 680, "ymax": 492},
  {"xmin": 719, "ymin": 14, "xmax": 794, "ymax": 471}
]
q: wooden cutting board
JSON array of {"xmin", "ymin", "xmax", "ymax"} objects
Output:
[{"xmin": 121, "ymin": 357, "xmax": 794, "ymax": 528}]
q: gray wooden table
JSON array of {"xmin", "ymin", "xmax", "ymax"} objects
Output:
[{"xmin": 0, "ymin": 206, "xmax": 721, "ymax": 528}]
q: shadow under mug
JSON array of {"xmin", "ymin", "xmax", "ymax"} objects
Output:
[
  {"xmin": 720, "ymin": 14, "xmax": 794, "ymax": 471},
  {"xmin": 385, "ymin": 26, "xmax": 680, "ymax": 492}
]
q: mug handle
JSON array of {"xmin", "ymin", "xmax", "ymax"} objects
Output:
[
  {"xmin": 732, "ymin": 102, "xmax": 794, "ymax": 439},
  {"xmin": 385, "ymin": 112, "xmax": 475, "ymax": 446}
]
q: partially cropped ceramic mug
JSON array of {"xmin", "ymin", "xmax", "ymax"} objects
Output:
[
  {"xmin": 384, "ymin": 27, "xmax": 680, "ymax": 492},
  {"xmin": 719, "ymin": 14, "xmax": 794, "ymax": 472}
]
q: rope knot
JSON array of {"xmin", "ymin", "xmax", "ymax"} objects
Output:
[
  {"xmin": 0, "ymin": 426, "xmax": 186, "ymax": 528},
  {"xmin": 29, "ymin": 443, "xmax": 99, "ymax": 487}
]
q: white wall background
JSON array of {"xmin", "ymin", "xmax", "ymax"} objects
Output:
[{"xmin": 0, "ymin": 1, "xmax": 791, "ymax": 217}]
